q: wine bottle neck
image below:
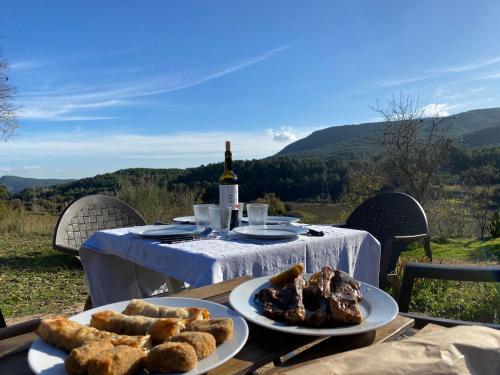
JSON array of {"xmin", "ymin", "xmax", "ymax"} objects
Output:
[{"xmin": 224, "ymin": 151, "xmax": 233, "ymax": 171}]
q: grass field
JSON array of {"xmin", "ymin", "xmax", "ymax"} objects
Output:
[
  {"xmin": 0, "ymin": 233, "xmax": 87, "ymax": 323},
  {"xmin": 403, "ymin": 237, "xmax": 500, "ymax": 263}
]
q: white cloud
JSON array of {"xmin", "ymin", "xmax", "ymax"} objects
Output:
[
  {"xmin": 266, "ymin": 127, "xmax": 298, "ymax": 143},
  {"xmin": 15, "ymin": 45, "xmax": 290, "ymax": 121},
  {"xmin": 373, "ymin": 73, "xmax": 437, "ymax": 88},
  {"xmin": 421, "ymin": 103, "xmax": 450, "ymax": 117},
  {"xmin": 373, "ymin": 55, "xmax": 500, "ymax": 89},
  {"xmin": 0, "ymin": 166, "xmax": 12, "ymax": 174},
  {"xmin": 437, "ymin": 56, "xmax": 500, "ymax": 73},
  {"xmin": 0, "ymin": 126, "xmax": 315, "ymax": 168},
  {"xmin": 23, "ymin": 165, "xmax": 41, "ymax": 170}
]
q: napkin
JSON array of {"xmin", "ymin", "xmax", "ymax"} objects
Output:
[{"xmin": 271, "ymin": 325, "xmax": 500, "ymax": 375}]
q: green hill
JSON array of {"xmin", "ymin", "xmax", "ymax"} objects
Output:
[
  {"xmin": 275, "ymin": 107, "xmax": 500, "ymax": 158},
  {"xmin": 0, "ymin": 175, "xmax": 75, "ymax": 193}
]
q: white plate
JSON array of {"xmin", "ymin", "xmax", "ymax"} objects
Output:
[
  {"xmin": 173, "ymin": 216, "xmax": 196, "ymax": 224},
  {"xmin": 242, "ymin": 216, "xmax": 300, "ymax": 225},
  {"xmin": 229, "ymin": 276, "xmax": 398, "ymax": 336},
  {"xmin": 28, "ymin": 297, "xmax": 249, "ymax": 375},
  {"xmin": 129, "ymin": 224, "xmax": 202, "ymax": 238},
  {"xmin": 232, "ymin": 224, "xmax": 308, "ymax": 240}
]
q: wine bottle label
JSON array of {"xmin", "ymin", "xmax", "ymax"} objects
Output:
[{"xmin": 219, "ymin": 184, "xmax": 239, "ymax": 210}]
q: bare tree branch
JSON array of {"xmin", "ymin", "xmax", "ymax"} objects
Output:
[
  {"xmin": 372, "ymin": 93, "xmax": 454, "ymax": 204},
  {"xmin": 0, "ymin": 57, "xmax": 19, "ymax": 140}
]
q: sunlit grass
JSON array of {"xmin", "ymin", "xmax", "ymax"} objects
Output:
[{"xmin": 0, "ymin": 233, "xmax": 87, "ymax": 319}]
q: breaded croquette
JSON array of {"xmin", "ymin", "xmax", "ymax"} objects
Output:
[
  {"xmin": 185, "ymin": 318, "xmax": 233, "ymax": 344},
  {"xmin": 65, "ymin": 340, "xmax": 114, "ymax": 375},
  {"xmin": 170, "ymin": 331, "xmax": 216, "ymax": 359},
  {"xmin": 87, "ymin": 345, "xmax": 145, "ymax": 375},
  {"xmin": 145, "ymin": 342, "xmax": 197, "ymax": 373}
]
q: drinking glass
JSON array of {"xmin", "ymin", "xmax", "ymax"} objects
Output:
[
  {"xmin": 193, "ymin": 204, "xmax": 213, "ymax": 229},
  {"xmin": 247, "ymin": 203, "xmax": 268, "ymax": 226},
  {"xmin": 209, "ymin": 206, "xmax": 232, "ymax": 233}
]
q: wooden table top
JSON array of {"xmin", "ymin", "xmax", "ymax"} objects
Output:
[{"xmin": 0, "ymin": 276, "xmax": 414, "ymax": 375}]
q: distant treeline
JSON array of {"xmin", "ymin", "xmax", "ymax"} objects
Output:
[{"xmin": 12, "ymin": 144, "xmax": 500, "ymax": 206}]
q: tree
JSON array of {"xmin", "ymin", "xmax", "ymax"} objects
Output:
[
  {"xmin": 341, "ymin": 161, "xmax": 384, "ymax": 207},
  {"xmin": 0, "ymin": 183, "xmax": 9, "ymax": 199},
  {"xmin": 0, "ymin": 57, "xmax": 18, "ymax": 139},
  {"xmin": 372, "ymin": 93, "xmax": 453, "ymax": 204}
]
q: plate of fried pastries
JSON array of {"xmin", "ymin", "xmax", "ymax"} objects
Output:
[
  {"xmin": 229, "ymin": 263, "xmax": 398, "ymax": 336},
  {"xmin": 28, "ymin": 297, "xmax": 249, "ymax": 375}
]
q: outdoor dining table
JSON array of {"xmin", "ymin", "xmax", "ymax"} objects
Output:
[
  {"xmin": 0, "ymin": 276, "xmax": 414, "ymax": 375},
  {"xmin": 79, "ymin": 224, "xmax": 381, "ymax": 307}
]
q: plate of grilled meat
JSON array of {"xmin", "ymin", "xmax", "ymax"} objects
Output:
[
  {"xmin": 229, "ymin": 263, "xmax": 398, "ymax": 336},
  {"xmin": 29, "ymin": 297, "xmax": 248, "ymax": 375}
]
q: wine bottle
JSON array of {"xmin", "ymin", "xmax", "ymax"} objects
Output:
[{"xmin": 219, "ymin": 141, "xmax": 239, "ymax": 229}]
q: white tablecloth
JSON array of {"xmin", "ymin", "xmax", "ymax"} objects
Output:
[{"xmin": 80, "ymin": 225, "xmax": 381, "ymax": 307}]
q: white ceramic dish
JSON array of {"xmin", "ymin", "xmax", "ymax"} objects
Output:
[
  {"xmin": 173, "ymin": 216, "xmax": 196, "ymax": 224},
  {"xmin": 28, "ymin": 297, "xmax": 249, "ymax": 375},
  {"xmin": 232, "ymin": 225, "xmax": 308, "ymax": 240},
  {"xmin": 229, "ymin": 276, "xmax": 398, "ymax": 336},
  {"xmin": 242, "ymin": 216, "xmax": 300, "ymax": 225},
  {"xmin": 129, "ymin": 224, "xmax": 202, "ymax": 238}
]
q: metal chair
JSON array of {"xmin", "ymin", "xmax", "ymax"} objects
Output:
[
  {"xmin": 53, "ymin": 194, "xmax": 146, "ymax": 256},
  {"xmin": 399, "ymin": 263, "xmax": 500, "ymax": 329},
  {"xmin": 341, "ymin": 192, "xmax": 432, "ymax": 292}
]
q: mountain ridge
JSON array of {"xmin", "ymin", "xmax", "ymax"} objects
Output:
[
  {"xmin": 275, "ymin": 107, "xmax": 500, "ymax": 158},
  {"xmin": 0, "ymin": 175, "xmax": 76, "ymax": 193}
]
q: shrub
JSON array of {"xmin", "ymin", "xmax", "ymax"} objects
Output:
[
  {"xmin": 488, "ymin": 211, "xmax": 500, "ymax": 238},
  {"xmin": 424, "ymin": 198, "xmax": 475, "ymax": 239},
  {"xmin": 0, "ymin": 200, "xmax": 56, "ymax": 235},
  {"xmin": 253, "ymin": 193, "xmax": 286, "ymax": 215},
  {"xmin": 117, "ymin": 178, "xmax": 201, "ymax": 223}
]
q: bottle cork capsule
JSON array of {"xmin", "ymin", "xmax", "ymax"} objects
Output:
[{"xmin": 225, "ymin": 141, "xmax": 231, "ymax": 151}]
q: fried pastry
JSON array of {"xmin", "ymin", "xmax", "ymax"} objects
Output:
[
  {"xmin": 122, "ymin": 299, "xmax": 209, "ymax": 321},
  {"xmin": 90, "ymin": 310, "xmax": 185, "ymax": 343},
  {"xmin": 144, "ymin": 342, "xmax": 197, "ymax": 373},
  {"xmin": 65, "ymin": 339, "xmax": 114, "ymax": 375},
  {"xmin": 36, "ymin": 316, "xmax": 152, "ymax": 352},
  {"xmin": 170, "ymin": 331, "xmax": 216, "ymax": 359},
  {"xmin": 185, "ymin": 318, "xmax": 233, "ymax": 345},
  {"xmin": 87, "ymin": 345, "xmax": 145, "ymax": 375}
]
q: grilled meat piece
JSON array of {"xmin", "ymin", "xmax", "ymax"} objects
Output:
[
  {"xmin": 305, "ymin": 299, "xmax": 328, "ymax": 327},
  {"xmin": 327, "ymin": 270, "xmax": 363, "ymax": 324},
  {"xmin": 255, "ymin": 288, "xmax": 285, "ymax": 320},
  {"xmin": 282, "ymin": 274, "xmax": 306, "ymax": 324},
  {"xmin": 308, "ymin": 266, "xmax": 335, "ymax": 299},
  {"xmin": 257, "ymin": 267, "xmax": 364, "ymax": 327},
  {"xmin": 331, "ymin": 270, "xmax": 363, "ymax": 301},
  {"xmin": 329, "ymin": 293, "xmax": 363, "ymax": 324},
  {"xmin": 262, "ymin": 302, "xmax": 285, "ymax": 320},
  {"xmin": 255, "ymin": 275, "xmax": 307, "ymax": 325}
]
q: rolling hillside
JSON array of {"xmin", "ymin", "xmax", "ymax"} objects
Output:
[
  {"xmin": 276, "ymin": 107, "xmax": 500, "ymax": 158},
  {"xmin": 0, "ymin": 176, "xmax": 75, "ymax": 193}
]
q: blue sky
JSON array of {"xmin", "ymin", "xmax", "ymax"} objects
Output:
[{"xmin": 1, "ymin": 0, "xmax": 500, "ymax": 178}]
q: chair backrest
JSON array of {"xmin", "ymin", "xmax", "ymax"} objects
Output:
[
  {"xmin": 346, "ymin": 192, "xmax": 429, "ymax": 283},
  {"xmin": 399, "ymin": 263, "xmax": 500, "ymax": 329},
  {"xmin": 53, "ymin": 195, "xmax": 146, "ymax": 256}
]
